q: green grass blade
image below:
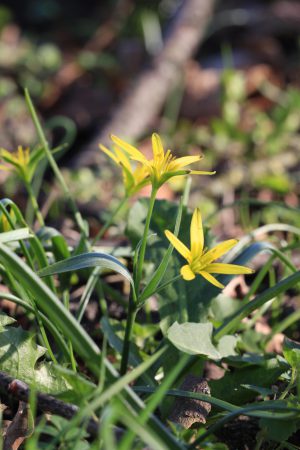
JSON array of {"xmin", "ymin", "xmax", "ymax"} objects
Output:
[
  {"xmin": 0, "ymin": 228, "xmax": 32, "ymax": 243},
  {"xmin": 39, "ymin": 252, "xmax": 134, "ymax": 288},
  {"xmin": 215, "ymin": 270, "xmax": 300, "ymax": 339},
  {"xmin": 139, "ymin": 197, "xmax": 184, "ymax": 303},
  {"xmin": 0, "ymin": 242, "xmax": 101, "ymax": 371},
  {"xmin": 0, "ymin": 291, "xmax": 69, "ymax": 358}
]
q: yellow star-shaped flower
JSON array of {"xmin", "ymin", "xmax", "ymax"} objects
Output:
[
  {"xmin": 0, "ymin": 145, "xmax": 46, "ymax": 183},
  {"xmin": 109, "ymin": 133, "xmax": 215, "ymax": 188},
  {"xmin": 99, "ymin": 143, "xmax": 150, "ymax": 196},
  {"xmin": 165, "ymin": 208, "xmax": 254, "ymax": 289}
]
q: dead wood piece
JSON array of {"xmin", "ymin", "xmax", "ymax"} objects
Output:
[
  {"xmin": 0, "ymin": 371, "xmax": 99, "ymax": 437},
  {"xmin": 168, "ymin": 375, "xmax": 211, "ymax": 428},
  {"xmin": 3, "ymin": 401, "xmax": 32, "ymax": 450},
  {"xmin": 74, "ymin": 0, "xmax": 216, "ymax": 167}
]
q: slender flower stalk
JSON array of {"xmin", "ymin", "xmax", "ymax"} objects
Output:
[
  {"xmin": 100, "ymin": 133, "xmax": 216, "ymax": 374},
  {"xmin": 110, "ymin": 133, "xmax": 215, "ymax": 189},
  {"xmin": 91, "ymin": 195, "xmax": 129, "ymax": 245},
  {"xmin": 134, "ymin": 186, "xmax": 158, "ymax": 290},
  {"xmin": 165, "ymin": 208, "xmax": 254, "ymax": 288}
]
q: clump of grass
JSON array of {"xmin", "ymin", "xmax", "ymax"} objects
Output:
[{"xmin": 0, "ymin": 90, "xmax": 299, "ymax": 450}]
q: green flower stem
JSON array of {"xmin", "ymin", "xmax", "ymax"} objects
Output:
[
  {"xmin": 120, "ymin": 289, "xmax": 138, "ymax": 376},
  {"xmin": 139, "ymin": 274, "xmax": 182, "ymax": 307},
  {"xmin": 135, "ymin": 186, "xmax": 158, "ymax": 290},
  {"xmin": 91, "ymin": 195, "xmax": 129, "ymax": 246},
  {"xmin": 120, "ymin": 187, "xmax": 158, "ymax": 374},
  {"xmin": 24, "ymin": 179, "xmax": 45, "ymax": 228}
]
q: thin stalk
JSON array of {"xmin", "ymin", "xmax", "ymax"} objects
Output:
[
  {"xmin": 280, "ymin": 367, "xmax": 297, "ymax": 400},
  {"xmin": 0, "ymin": 292, "xmax": 69, "ymax": 358},
  {"xmin": 24, "ymin": 179, "xmax": 45, "ymax": 228},
  {"xmin": 98, "ymin": 335, "xmax": 107, "ymax": 392},
  {"xmin": 91, "ymin": 196, "xmax": 129, "ymax": 246},
  {"xmin": 63, "ymin": 290, "xmax": 77, "ymax": 371},
  {"xmin": 120, "ymin": 290, "xmax": 138, "ymax": 376},
  {"xmin": 135, "ymin": 186, "xmax": 158, "ymax": 289},
  {"xmin": 29, "ymin": 298, "xmax": 57, "ymax": 364},
  {"xmin": 270, "ymin": 308, "xmax": 300, "ymax": 336},
  {"xmin": 119, "ymin": 353, "xmax": 190, "ymax": 450},
  {"xmin": 25, "ymin": 89, "xmax": 87, "ymax": 240}
]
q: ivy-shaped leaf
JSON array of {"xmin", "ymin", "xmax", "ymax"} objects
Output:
[{"xmin": 0, "ymin": 314, "xmax": 70, "ymax": 395}]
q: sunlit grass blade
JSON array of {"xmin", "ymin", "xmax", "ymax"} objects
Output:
[
  {"xmin": 46, "ymin": 346, "xmax": 185, "ymax": 450},
  {"xmin": 119, "ymin": 353, "xmax": 190, "ymax": 450},
  {"xmin": 38, "ymin": 252, "xmax": 134, "ymax": 287},
  {"xmin": 39, "ymin": 253, "xmax": 133, "ymax": 286},
  {"xmin": 139, "ymin": 197, "xmax": 184, "ymax": 303},
  {"xmin": 0, "ymin": 243, "xmax": 183, "ymax": 449},
  {"xmin": 0, "ymin": 228, "xmax": 32, "ymax": 243},
  {"xmin": 223, "ymin": 224, "xmax": 300, "ymax": 263},
  {"xmin": 0, "ymin": 242, "xmax": 101, "ymax": 371},
  {"xmin": 215, "ymin": 270, "xmax": 300, "ymax": 339},
  {"xmin": 0, "ymin": 291, "xmax": 69, "ymax": 358}
]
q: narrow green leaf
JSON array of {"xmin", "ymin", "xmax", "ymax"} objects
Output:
[
  {"xmin": 139, "ymin": 197, "xmax": 184, "ymax": 303},
  {"xmin": 0, "ymin": 242, "xmax": 101, "ymax": 372},
  {"xmin": 283, "ymin": 337, "xmax": 300, "ymax": 369},
  {"xmin": 0, "ymin": 227, "xmax": 32, "ymax": 243},
  {"xmin": 215, "ymin": 270, "xmax": 300, "ymax": 339},
  {"xmin": 39, "ymin": 252, "xmax": 134, "ymax": 287}
]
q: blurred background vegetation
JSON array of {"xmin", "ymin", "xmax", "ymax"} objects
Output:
[{"xmin": 0, "ymin": 0, "xmax": 300, "ymax": 238}]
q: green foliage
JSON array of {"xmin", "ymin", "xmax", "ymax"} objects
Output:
[
  {"xmin": 0, "ymin": 313, "xmax": 70, "ymax": 394},
  {"xmin": 167, "ymin": 321, "xmax": 238, "ymax": 358},
  {"xmin": 1, "ymin": 87, "xmax": 300, "ymax": 449}
]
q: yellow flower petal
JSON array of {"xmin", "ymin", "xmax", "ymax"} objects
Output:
[
  {"xmin": 152, "ymin": 133, "xmax": 164, "ymax": 163},
  {"xmin": 164, "ymin": 230, "xmax": 191, "ymax": 261},
  {"xmin": 99, "ymin": 144, "xmax": 120, "ymax": 165},
  {"xmin": 199, "ymin": 271, "xmax": 224, "ymax": 289},
  {"xmin": 181, "ymin": 264, "xmax": 195, "ymax": 280},
  {"xmin": 0, "ymin": 165, "xmax": 12, "ymax": 171},
  {"xmin": 111, "ymin": 134, "xmax": 145, "ymax": 161},
  {"xmin": 205, "ymin": 263, "xmax": 254, "ymax": 275},
  {"xmin": 201, "ymin": 239, "xmax": 238, "ymax": 266},
  {"xmin": 190, "ymin": 208, "xmax": 204, "ymax": 257},
  {"xmin": 171, "ymin": 155, "xmax": 202, "ymax": 170},
  {"xmin": 189, "ymin": 170, "xmax": 216, "ymax": 175},
  {"xmin": 114, "ymin": 147, "xmax": 131, "ymax": 171}
]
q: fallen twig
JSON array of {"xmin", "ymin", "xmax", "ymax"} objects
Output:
[
  {"xmin": 0, "ymin": 371, "xmax": 99, "ymax": 437},
  {"xmin": 74, "ymin": 0, "xmax": 216, "ymax": 167}
]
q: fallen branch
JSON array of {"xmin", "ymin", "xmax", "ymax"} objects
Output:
[
  {"xmin": 0, "ymin": 371, "xmax": 99, "ymax": 437},
  {"xmin": 74, "ymin": 0, "xmax": 216, "ymax": 167}
]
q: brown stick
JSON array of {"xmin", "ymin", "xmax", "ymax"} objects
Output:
[
  {"xmin": 0, "ymin": 371, "xmax": 99, "ymax": 437},
  {"xmin": 73, "ymin": 0, "xmax": 216, "ymax": 167}
]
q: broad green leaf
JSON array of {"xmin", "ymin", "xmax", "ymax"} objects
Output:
[
  {"xmin": 54, "ymin": 365, "xmax": 96, "ymax": 403},
  {"xmin": 217, "ymin": 335, "xmax": 238, "ymax": 358},
  {"xmin": 283, "ymin": 337, "xmax": 300, "ymax": 369},
  {"xmin": 241, "ymin": 384, "xmax": 273, "ymax": 397},
  {"xmin": 210, "ymin": 356, "xmax": 287, "ymax": 405},
  {"xmin": 167, "ymin": 322, "xmax": 220, "ymax": 358},
  {"xmin": 0, "ymin": 312, "xmax": 16, "ymax": 327},
  {"xmin": 0, "ymin": 320, "xmax": 70, "ymax": 394},
  {"xmin": 0, "ymin": 227, "xmax": 32, "ymax": 243},
  {"xmin": 167, "ymin": 322, "xmax": 238, "ymax": 359},
  {"xmin": 259, "ymin": 417, "xmax": 299, "ymax": 442},
  {"xmin": 39, "ymin": 252, "xmax": 134, "ymax": 287}
]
